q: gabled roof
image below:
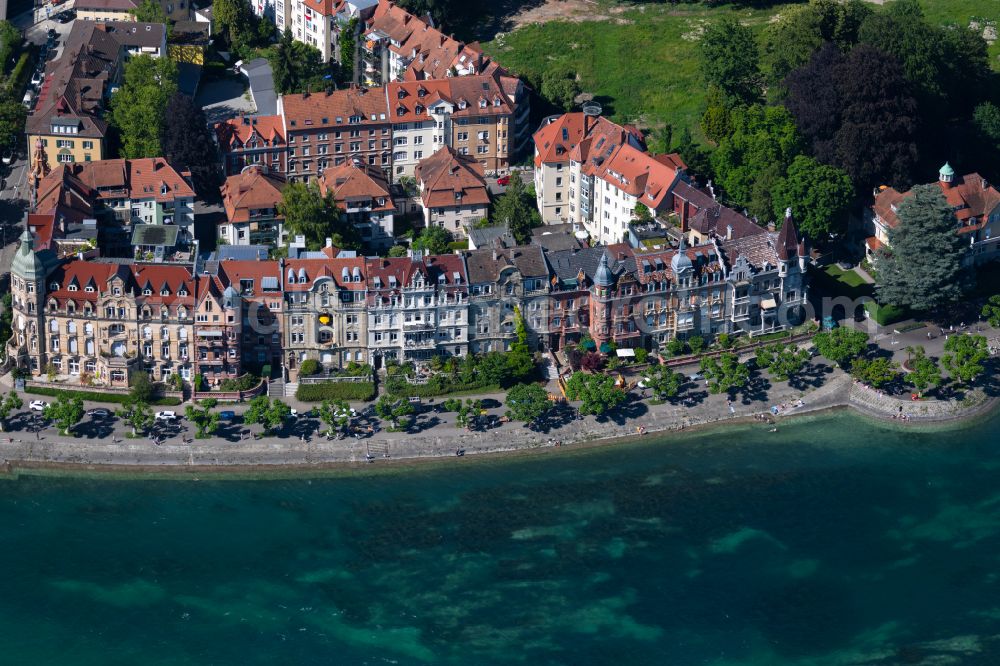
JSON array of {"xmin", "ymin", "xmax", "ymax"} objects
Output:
[
  {"xmin": 415, "ymin": 146, "xmax": 489, "ymax": 209},
  {"xmin": 214, "ymin": 115, "xmax": 285, "ymax": 151},
  {"xmin": 220, "ymin": 167, "xmax": 286, "ymax": 223},
  {"xmin": 366, "ymin": 1, "xmax": 488, "ymax": 81},
  {"xmin": 318, "ymin": 162, "xmax": 394, "ymax": 212},
  {"xmin": 874, "ymin": 171, "xmax": 1000, "ymax": 231},
  {"xmin": 68, "ymin": 158, "xmax": 195, "ymax": 202},
  {"xmin": 279, "ymin": 86, "xmax": 389, "ymax": 130}
]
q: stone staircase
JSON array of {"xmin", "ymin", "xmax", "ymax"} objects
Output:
[{"xmin": 268, "ymin": 379, "xmax": 298, "ymax": 398}]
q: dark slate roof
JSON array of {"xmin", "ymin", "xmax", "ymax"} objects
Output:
[
  {"xmin": 131, "ymin": 224, "xmax": 179, "ymax": 247},
  {"xmin": 468, "ymin": 224, "xmax": 513, "ymax": 249},
  {"xmin": 530, "ymin": 225, "xmax": 582, "ymax": 252},
  {"xmin": 719, "ymin": 233, "xmax": 780, "ymax": 271},
  {"xmin": 546, "ymin": 245, "xmax": 634, "ymax": 286},
  {"xmin": 463, "ymin": 245, "xmax": 548, "ymax": 284}
]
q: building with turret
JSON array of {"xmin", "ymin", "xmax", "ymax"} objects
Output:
[{"xmin": 869, "ymin": 162, "xmax": 1000, "ymax": 265}]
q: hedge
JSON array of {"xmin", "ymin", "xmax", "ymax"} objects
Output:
[
  {"xmin": 6, "ymin": 51, "xmax": 32, "ymax": 95},
  {"xmin": 385, "ymin": 378, "xmax": 498, "ymax": 398},
  {"xmin": 295, "ymin": 381, "xmax": 375, "ymax": 402},
  {"xmin": 25, "ymin": 386, "xmax": 182, "ymax": 406}
]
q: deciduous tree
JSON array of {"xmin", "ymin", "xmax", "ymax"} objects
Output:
[
  {"xmin": 0, "ymin": 391, "xmax": 22, "ymax": 432},
  {"xmin": 982, "ymin": 294, "xmax": 1000, "ymax": 328},
  {"xmin": 43, "ymin": 395, "xmax": 84, "ymax": 436},
  {"xmin": 699, "ymin": 352, "xmax": 749, "ymax": 395},
  {"xmin": 643, "ymin": 364, "xmax": 685, "ymax": 401},
  {"xmin": 812, "ymin": 326, "xmax": 869, "ymax": 369},
  {"xmin": 942, "ymin": 334, "xmax": 989, "ymax": 385},
  {"xmin": 505, "ymin": 383, "xmax": 551, "ymax": 423},
  {"xmin": 490, "ymin": 174, "xmax": 540, "ymax": 244},
  {"xmin": 850, "ymin": 356, "xmax": 899, "ymax": 389},
  {"xmin": 185, "ymin": 402, "xmax": 220, "ymax": 438},
  {"xmin": 699, "ymin": 17, "xmax": 761, "ymax": 107},
  {"xmin": 412, "ymin": 225, "xmax": 452, "ymax": 255},
  {"xmin": 278, "ymin": 182, "xmax": 356, "ymax": 250},
  {"xmin": 755, "ymin": 342, "xmax": 810, "ymax": 382},
  {"xmin": 109, "ymin": 55, "xmax": 178, "ymax": 159},
  {"xmin": 771, "ymin": 155, "xmax": 853, "ymax": 238},
  {"xmin": 565, "ymin": 372, "xmax": 626, "ymax": 416},
  {"xmin": 874, "ymin": 185, "xmax": 967, "ymax": 312},
  {"xmin": 906, "ymin": 346, "xmax": 941, "ymax": 394},
  {"xmin": 117, "ymin": 398, "xmax": 153, "ymax": 436},
  {"xmin": 160, "ymin": 93, "xmax": 220, "ymax": 196}
]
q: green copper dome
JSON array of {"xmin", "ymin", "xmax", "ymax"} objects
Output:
[
  {"xmin": 10, "ymin": 228, "xmax": 47, "ymax": 282},
  {"xmin": 940, "ymin": 162, "xmax": 955, "ymax": 177}
]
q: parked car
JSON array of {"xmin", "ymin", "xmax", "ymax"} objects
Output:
[
  {"xmin": 155, "ymin": 410, "xmax": 178, "ymax": 421},
  {"xmin": 87, "ymin": 408, "xmax": 111, "ymax": 418},
  {"xmin": 21, "ymin": 90, "xmax": 34, "ymax": 108},
  {"xmin": 47, "ymin": 28, "xmax": 57, "ymax": 38},
  {"xmin": 31, "ymin": 71, "xmax": 43, "ymax": 87},
  {"xmin": 55, "ymin": 10, "xmax": 75, "ymax": 23},
  {"xmin": 29, "ymin": 400, "xmax": 48, "ymax": 412},
  {"xmin": 497, "ymin": 175, "xmax": 510, "ymax": 186},
  {"xmin": 219, "ymin": 410, "xmax": 236, "ymax": 421},
  {"xmin": 687, "ymin": 372, "xmax": 703, "ymax": 382},
  {"xmin": 1, "ymin": 149, "xmax": 14, "ymax": 165}
]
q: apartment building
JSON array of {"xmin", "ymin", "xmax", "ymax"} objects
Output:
[
  {"xmin": 8, "ymin": 233, "xmax": 198, "ymax": 385},
  {"xmin": 215, "ymin": 115, "xmax": 287, "ymax": 177},
  {"xmin": 414, "ymin": 146, "xmax": 489, "ymax": 237},
  {"xmin": 219, "ymin": 167, "xmax": 286, "ymax": 247},
  {"xmin": 277, "ymin": 86, "xmax": 392, "ymax": 182},
  {"xmin": 364, "ymin": 251, "xmax": 469, "ymax": 364},
  {"xmin": 285, "ymin": 0, "xmax": 377, "ymax": 62},
  {"xmin": 463, "ymin": 244, "xmax": 550, "ymax": 354},
  {"xmin": 77, "ymin": 0, "xmax": 189, "ymax": 22},
  {"xmin": 213, "ymin": 260, "xmax": 285, "ymax": 373},
  {"xmin": 387, "ymin": 73, "xmax": 522, "ymax": 177},
  {"xmin": 533, "ymin": 111, "xmax": 684, "ymax": 244},
  {"xmin": 318, "ymin": 161, "xmax": 395, "ymax": 250},
  {"xmin": 282, "ymin": 252, "xmax": 368, "ymax": 378},
  {"xmin": 360, "ymin": 0, "xmax": 489, "ymax": 86},
  {"xmin": 869, "ymin": 163, "xmax": 1000, "ymax": 265}
]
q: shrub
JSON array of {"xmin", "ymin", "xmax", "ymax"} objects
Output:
[
  {"xmin": 385, "ymin": 377, "xmax": 497, "ymax": 398},
  {"xmin": 25, "ymin": 386, "xmax": 181, "ymax": 406},
  {"xmin": 295, "ymin": 381, "xmax": 376, "ymax": 402},
  {"xmin": 6, "ymin": 51, "xmax": 32, "ymax": 94},
  {"xmin": 260, "ymin": 364, "xmax": 272, "ymax": 379},
  {"xmin": 217, "ymin": 374, "xmax": 262, "ymax": 392},
  {"xmin": 299, "ymin": 359, "xmax": 320, "ymax": 376},
  {"xmin": 634, "ymin": 348, "xmax": 649, "ymax": 364}
]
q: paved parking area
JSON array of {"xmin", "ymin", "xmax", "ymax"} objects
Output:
[{"xmin": 196, "ymin": 74, "xmax": 256, "ymax": 125}]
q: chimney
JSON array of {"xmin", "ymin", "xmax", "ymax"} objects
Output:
[
  {"xmin": 326, "ymin": 237, "xmax": 333, "ymax": 248},
  {"xmin": 767, "ymin": 221, "xmax": 776, "ymax": 232},
  {"xmin": 726, "ymin": 224, "xmax": 732, "ymax": 240}
]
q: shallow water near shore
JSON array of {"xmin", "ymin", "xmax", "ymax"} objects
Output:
[{"xmin": 3, "ymin": 410, "xmax": 1000, "ymax": 664}]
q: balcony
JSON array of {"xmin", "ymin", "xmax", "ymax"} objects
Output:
[
  {"xmin": 403, "ymin": 319, "xmax": 435, "ymax": 331},
  {"xmin": 404, "ymin": 337, "xmax": 435, "ymax": 349}
]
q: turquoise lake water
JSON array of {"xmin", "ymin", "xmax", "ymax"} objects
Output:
[{"xmin": 3, "ymin": 410, "xmax": 1000, "ymax": 665}]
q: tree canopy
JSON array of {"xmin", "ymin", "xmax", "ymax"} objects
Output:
[
  {"xmin": 942, "ymin": 334, "xmax": 989, "ymax": 385},
  {"xmin": 267, "ymin": 28, "xmax": 328, "ymax": 95},
  {"xmin": 906, "ymin": 346, "xmax": 941, "ymax": 393},
  {"xmin": 505, "ymin": 383, "xmax": 551, "ymax": 423},
  {"xmin": 755, "ymin": 342, "xmax": 810, "ymax": 382},
  {"xmin": 43, "ymin": 395, "xmax": 84, "ymax": 436},
  {"xmin": 109, "ymin": 55, "xmax": 178, "ymax": 159},
  {"xmin": 643, "ymin": 363, "xmax": 685, "ymax": 401},
  {"xmin": 699, "ymin": 17, "xmax": 761, "ymax": 107},
  {"xmin": 565, "ymin": 372, "xmax": 626, "ymax": 416},
  {"xmin": 874, "ymin": 185, "xmax": 967, "ymax": 312},
  {"xmin": 850, "ymin": 356, "xmax": 899, "ymax": 389},
  {"xmin": 412, "ymin": 225, "xmax": 452, "ymax": 255},
  {"xmin": 160, "ymin": 93, "xmax": 220, "ymax": 196},
  {"xmin": 699, "ymin": 352, "xmax": 750, "ymax": 395},
  {"xmin": 813, "ymin": 326, "xmax": 869, "ymax": 369},
  {"xmin": 129, "ymin": 0, "xmax": 170, "ymax": 37},
  {"xmin": 490, "ymin": 174, "xmax": 540, "ymax": 244},
  {"xmin": 278, "ymin": 182, "xmax": 358, "ymax": 250},
  {"xmin": 770, "ymin": 155, "xmax": 853, "ymax": 238}
]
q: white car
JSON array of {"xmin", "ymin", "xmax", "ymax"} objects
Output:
[
  {"xmin": 29, "ymin": 400, "xmax": 48, "ymax": 412},
  {"xmin": 637, "ymin": 379, "xmax": 650, "ymax": 389},
  {"xmin": 155, "ymin": 410, "xmax": 178, "ymax": 421},
  {"xmin": 687, "ymin": 373, "xmax": 704, "ymax": 382},
  {"xmin": 1, "ymin": 149, "xmax": 13, "ymax": 165}
]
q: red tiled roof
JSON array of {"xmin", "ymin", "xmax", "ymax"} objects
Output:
[
  {"xmin": 367, "ymin": 1, "xmax": 488, "ymax": 81},
  {"xmin": 283, "ymin": 257, "xmax": 367, "ymax": 292},
  {"xmin": 214, "ymin": 115, "xmax": 285, "ymax": 150},
  {"xmin": 415, "ymin": 146, "xmax": 489, "ymax": 209},
  {"xmin": 280, "ymin": 87, "xmax": 389, "ymax": 130},
  {"xmin": 874, "ymin": 172, "xmax": 1000, "ymax": 231},
  {"xmin": 220, "ymin": 167, "xmax": 285, "ymax": 224},
  {"xmin": 69, "ymin": 158, "xmax": 194, "ymax": 202},
  {"xmin": 319, "ymin": 162, "xmax": 394, "ymax": 212}
]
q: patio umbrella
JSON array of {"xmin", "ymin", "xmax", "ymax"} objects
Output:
[{"xmin": 599, "ymin": 342, "xmax": 613, "ymax": 353}]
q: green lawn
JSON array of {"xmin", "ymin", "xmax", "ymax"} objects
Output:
[
  {"xmin": 824, "ymin": 265, "xmax": 869, "ymax": 289},
  {"xmin": 483, "ymin": 2, "xmax": 797, "ymax": 138},
  {"xmin": 483, "ymin": 0, "xmax": 1000, "ymax": 141}
]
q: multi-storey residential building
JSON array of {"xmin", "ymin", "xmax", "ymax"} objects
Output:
[
  {"xmin": 360, "ymin": 0, "xmax": 491, "ymax": 86},
  {"xmin": 219, "ymin": 167, "xmax": 286, "ymax": 246},
  {"xmin": 869, "ymin": 163, "xmax": 1000, "ymax": 265},
  {"xmin": 364, "ymin": 251, "xmax": 469, "ymax": 365},
  {"xmin": 318, "ymin": 161, "xmax": 395, "ymax": 250},
  {"xmin": 8, "ymin": 233, "xmax": 198, "ymax": 385},
  {"xmin": 278, "ymin": 86, "xmax": 392, "ymax": 182},
  {"xmin": 388, "ymin": 73, "xmax": 524, "ymax": 176},
  {"xmin": 286, "ymin": 0, "xmax": 377, "ymax": 63},
  {"xmin": 27, "ymin": 23, "xmax": 125, "ymax": 173},
  {"xmin": 414, "ymin": 146, "xmax": 489, "ymax": 237},
  {"xmin": 463, "ymin": 244, "xmax": 549, "ymax": 353},
  {"xmin": 77, "ymin": 0, "xmax": 189, "ymax": 23},
  {"xmin": 213, "ymin": 260, "xmax": 285, "ymax": 373},
  {"xmin": 192, "ymin": 272, "xmax": 243, "ymax": 385},
  {"xmin": 533, "ymin": 111, "xmax": 684, "ymax": 244},
  {"xmin": 215, "ymin": 115, "xmax": 287, "ymax": 177},
  {"xmin": 282, "ymin": 251, "xmax": 368, "ymax": 378},
  {"xmin": 59, "ymin": 157, "xmax": 196, "ymax": 253}
]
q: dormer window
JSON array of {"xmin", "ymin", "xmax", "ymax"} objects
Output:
[
  {"xmin": 161, "ymin": 288, "xmax": 169, "ymax": 296},
  {"xmin": 178, "ymin": 288, "xmax": 187, "ymax": 296},
  {"xmin": 85, "ymin": 285, "xmax": 94, "ymax": 293},
  {"xmin": 50, "ymin": 282, "xmax": 59, "ymax": 291},
  {"xmin": 113, "ymin": 287, "xmax": 122, "ymax": 296},
  {"xmin": 397, "ymin": 90, "xmax": 406, "ymax": 99},
  {"xmin": 458, "ymin": 100, "xmax": 467, "ymax": 110},
  {"xmin": 479, "ymin": 99, "xmax": 486, "ymax": 108},
  {"xmin": 68, "ymin": 284, "xmax": 77, "ymax": 292},
  {"xmin": 160, "ymin": 184, "xmax": 168, "ymax": 195},
  {"xmin": 143, "ymin": 288, "xmax": 152, "ymax": 295},
  {"xmin": 493, "ymin": 97, "xmax": 501, "ymax": 107}
]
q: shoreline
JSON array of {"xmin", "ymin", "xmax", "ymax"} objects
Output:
[{"xmin": 2, "ymin": 375, "xmax": 996, "ymax": 480}]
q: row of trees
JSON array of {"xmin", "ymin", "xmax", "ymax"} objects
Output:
[{"xmin": 0, "ymin": 20, "xmax": 26, "ymax": 155}]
